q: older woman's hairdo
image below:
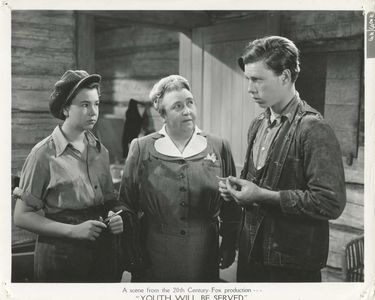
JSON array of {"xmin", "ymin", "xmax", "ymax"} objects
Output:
[{"xmin": 149, "ymin": 75, "xmax": 191, "ymax": 113}]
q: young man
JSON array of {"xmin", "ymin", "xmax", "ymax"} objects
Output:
[
  {"xmin": 13, "ymin": 70, "xmax": 124, "ymax": 282},
  {"xmin": 219, "ymin": 36, "xmax": 346, "ymax": 282}
]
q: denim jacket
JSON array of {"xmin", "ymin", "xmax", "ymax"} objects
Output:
[{"xmin": 239, "ymin": 94, "xmax": 346, "ymax": 271}]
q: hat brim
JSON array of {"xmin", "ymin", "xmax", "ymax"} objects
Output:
[{"xmin": 64, "ymin": 73, "xmax": 101, "ymax": 106}]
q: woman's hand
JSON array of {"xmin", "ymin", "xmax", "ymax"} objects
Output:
[
  {"xmin": 218, "ymin": 178, "xmax": 236, "ymax": 202},
  {"xmin": 70, "ymin": 220, "xmax": 107, "ymax": 241},
  {"xmin": 106, "ymin": 211, "xmax": 124, "ymax": 235}
]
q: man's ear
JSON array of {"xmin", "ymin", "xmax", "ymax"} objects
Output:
[
  {"xmin": 281, "ymin": 69, "xmax": 292, "ymax": 84},
  {"xmin": 63, "ymin": 106, "xmax": 69, "ymax": 118}
]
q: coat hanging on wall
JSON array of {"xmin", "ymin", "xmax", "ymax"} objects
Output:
[{"xmin": 122, "ymin": 99, "xmax": 155, "ymax": 158}]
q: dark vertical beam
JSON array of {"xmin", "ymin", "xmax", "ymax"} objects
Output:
[{"xmin": 76, "ymin": 12, "xmax": 95, "ymax": 73}]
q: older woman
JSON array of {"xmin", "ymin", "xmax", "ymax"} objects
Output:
[
  {"xmin": 13, "ymin": 70, "xmax": 124, "ymax": 282},
  {"xmin": 119, "ymin": 75, "xmax": 242, "ymax": 282}
]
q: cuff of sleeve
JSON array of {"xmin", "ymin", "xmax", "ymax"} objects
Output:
[
  {"xmin": 13, "ymin": 187, "xmax": 23, "ymax": 198},
  {"xmin": 279, "ymin": 190, "xmax": 301, "ymax": 215},
  {"xmin": 14, "ymin": 187, "xmax": 44, "ymax": 211}
]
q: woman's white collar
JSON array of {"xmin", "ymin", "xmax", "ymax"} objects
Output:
[{"xmin": 155, "ymin": 125, "xmax": 207, "ymax": 158}]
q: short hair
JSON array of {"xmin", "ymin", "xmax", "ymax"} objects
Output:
[
  {"xmin": 149, "ymin": 75, "xmax": 191, "ymax": 115},
  {"xmin": 238, "ymin": 36, "xmax": 301, "ymax": 82}
]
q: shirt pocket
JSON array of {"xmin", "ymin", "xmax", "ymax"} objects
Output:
[
  {"xmin": 98, "ymin": 172, "xmax": 114, "ymax": 198},
  {"xmin": 51, "ymin": 177, "xmax": 86, "ymax": 208}
]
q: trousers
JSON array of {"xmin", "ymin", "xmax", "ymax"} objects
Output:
[{"xmin": 34, "ymin": 206, "xmax": 123, "ymax": 282}]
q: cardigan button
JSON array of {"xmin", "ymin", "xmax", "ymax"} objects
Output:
[{"xmin": 180, "ymin": 230, "xmax": 186, "ymax": 235}]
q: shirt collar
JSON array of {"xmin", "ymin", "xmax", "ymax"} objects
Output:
[
  {"xmin": 266, "ymin": 92, "xmax": 300, "ymax": 124},
  {"xmin": 52, "ymin": 126, "xmax": 101, "ymax": 157}
]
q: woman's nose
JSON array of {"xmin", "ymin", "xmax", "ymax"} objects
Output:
[{"xmin": 182, "ymin": 105, "xmax": 191, "ymax": 115}]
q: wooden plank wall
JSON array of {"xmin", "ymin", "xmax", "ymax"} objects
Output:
[
  {"xmin": 282, "ymin": 11, "xmax": 364, "ymax": 157},
  {"xmin": 95, "ymin": 19, "xmax": 179, "ymax": 107},
  {"xmin": 11, "ymin": 10, "xmax": 76, "ymax": 174},
  {"xmin": 11, "ymin": 11, "xmax": 77, "ymax": 249},
  {"xmin": 94, "ymin": 18, "xmax": 177, "ymax": 162}
]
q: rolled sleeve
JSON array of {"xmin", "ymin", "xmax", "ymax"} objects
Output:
[{"xmin": 16, "ymin": 150, "xmax": 50, "ymax": 211}]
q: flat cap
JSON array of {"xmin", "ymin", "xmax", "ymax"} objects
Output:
[{"xmin": 49, "ymin": 70, "xmax": 101, "ymax": 120}]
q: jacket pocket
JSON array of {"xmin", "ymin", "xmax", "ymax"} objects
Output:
[{"xmin": 266, "ymin": 213, "xmax": 314, "ymax": 257}]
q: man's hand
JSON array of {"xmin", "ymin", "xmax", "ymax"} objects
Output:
[
  {"xmin": 226, "ymin": 176, "xmax": 262, "ymax": 206},
  {"xmin": 106, "ymin": 210, "xmax": 124, "ymax": 235},
  {"xmin": 70, "ymin": 220, "xmax": 107, "ymax": 241},
  {"xmin": 225, "ymin": 176, "xmax": 281, "ymax": 207}
]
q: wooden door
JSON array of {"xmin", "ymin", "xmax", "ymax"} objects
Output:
[{"xmin": 179, "ymin": 13, "xmax": 280, "ymax": 172}]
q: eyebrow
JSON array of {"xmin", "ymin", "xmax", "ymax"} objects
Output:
[
  {"xmin": 172, "ymin": 100, "xmax": 183, "ymax": 106},
  {"xmin": 78, "ymin": 99, "xmax": 100, "ymax": 104},
  {"xmin": 245, "ymin": 75, "xmax": 262, "ymax": 80}
]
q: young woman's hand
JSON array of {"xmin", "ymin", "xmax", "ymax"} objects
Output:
[
  {"xmin": 106, "ymin": 211, "xmax": 124, "ymax": 235},
  {"xmin": 71, "ymin": 220, "xmax": 107, "ymax": 241}
]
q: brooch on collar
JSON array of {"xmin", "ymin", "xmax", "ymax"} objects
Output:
[{"xmin": 204, "ymin": 153, "xmax": 217, "ymax": 163}]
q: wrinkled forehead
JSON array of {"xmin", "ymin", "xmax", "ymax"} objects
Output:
[{"xmin": 161, "ymin": 88, "xmax": 194, "ymax": 105}]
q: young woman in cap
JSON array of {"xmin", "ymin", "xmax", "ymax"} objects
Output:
[
  {"xmin": 119, "ymin": 75, "xmax": 242, "ymax": 282},
  {"xmin": 13, "ymin": 70, "xmax": 125, "ymax": 282}
]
